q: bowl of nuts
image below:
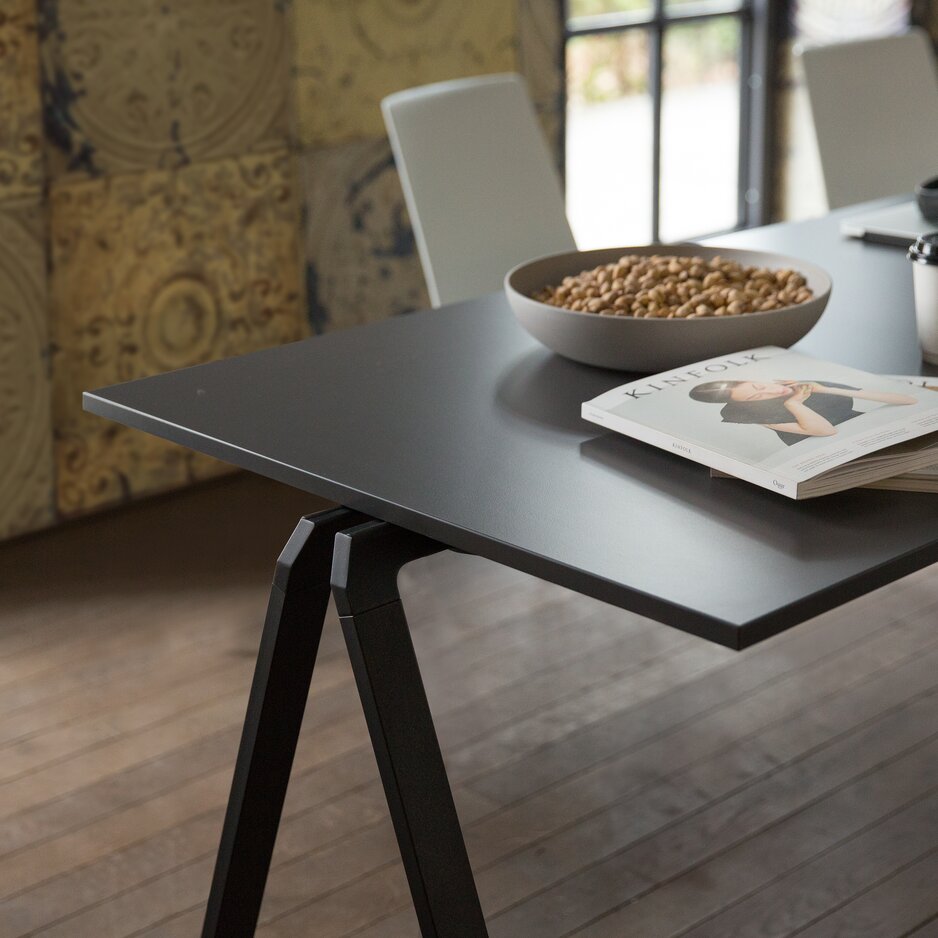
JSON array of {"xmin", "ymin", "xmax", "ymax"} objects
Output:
[{"xmin": 504, "ymin": 245, "xmax": 831, "ymax": 372}]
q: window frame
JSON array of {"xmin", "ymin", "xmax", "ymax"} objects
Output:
[{"xmin": 562, "ymin": 0, "xmax": 781, "ymax": 241}]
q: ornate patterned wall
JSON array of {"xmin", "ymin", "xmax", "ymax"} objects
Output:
[
  {"xmin": 0, "ymin": 0, "xmax": 566, "ymax": 540},
  {"xmin": 0, "ymin": 0, "xmax": 52, "ymax": 540},
  {"xmin": 40, "ymin": 0, "xmax": 304, "ymax": 521},
  {"xmin": 0, "ymin": 0, "xmax": 43, "ymax": 196},
  {"xmin": 293, "ymin": 1, "xmax": 518, "ymax": 148},
  {"xmin": 0, "ymin": 202, "xmax": 53, "ymax": 539},
  {"xmin": 50, "ymin": 152, "xmax": 306, "ymax": 515},
  {"xmin": 40, "ymin": 0, "xmax": 292, "ymax": 176},
  {"xmin": 295, "ymin": 0, "xmax": 565, "ymax": 335}
]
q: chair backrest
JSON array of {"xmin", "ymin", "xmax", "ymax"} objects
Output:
[
  {"xmin": 799, "ymin": 28, "xmax": 938, "ymax": 209},
  {"xmin": 382, "ymin": 73, "xmax": 577, "ymax": 307}
]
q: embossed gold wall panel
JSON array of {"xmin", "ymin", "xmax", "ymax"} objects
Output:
[
  {"xmin": 0, "ymin": 0, "xmax": 43, "ymax": 199},
  {"xmin": 300, "ymin": 140, "xmax": 430, "ymax": 332},
  {"xmin": 50, "ymin": 151, "xmax": 308, "ymax": 516},
  {"xmin": 293, "ymin": 0, "xmax": 519, "ymax": 147},
  {"xmin": 0, "ymin": 201, "xmax": 54, "ymax": 539},
  {"xmin": 40, "ymin": 0, "xmax": 291, "ymax": 178},
  {"xmin": 300, "ymin": 138, "xmax": 429, "ymax": 332},
  {"xmin": 0, "ymin": 0, "xmax": 569, "ymax": 541}
]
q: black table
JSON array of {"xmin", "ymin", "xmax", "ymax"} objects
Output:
[{"xmin": 84, "ymin": 199, "xmax": 938, "ymax": 938}]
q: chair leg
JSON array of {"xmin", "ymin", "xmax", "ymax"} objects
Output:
[
  {"xmin": 202, "ymin": 507, "xmax": 365, "ymax": 938},
  {"xmin": 332, "ymin": 521, "xmax": 489, "ymax": 938}
]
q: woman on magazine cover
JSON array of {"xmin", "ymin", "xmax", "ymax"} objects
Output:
[{"xmin": 689, "ymin": 380, "xmax": 916, "ymax": 446}]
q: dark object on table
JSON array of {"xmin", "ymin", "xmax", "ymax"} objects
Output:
[{"xmin": 915, "ymin": 176, "xmax": 938, "ymax": 222}]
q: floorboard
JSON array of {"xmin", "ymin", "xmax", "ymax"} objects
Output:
[
  {"xmin": 908, "ymin": 916, "xmax": 938, "ymax": 937},
  {"xmin": 0, "ymin": 474, "xmax": 935, "ymax": 937},
  {"xmin": 793, "ymin": 847, "xmax": 938, "ymax": 938}
]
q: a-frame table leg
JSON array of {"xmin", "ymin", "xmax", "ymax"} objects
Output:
[
  {"xmin": 201, "ymin": 507, "xmax": 365, "ymax": 938},
  {"xmin": 332, "ymin": 520, "xmax": 488, "ymax": 938}
]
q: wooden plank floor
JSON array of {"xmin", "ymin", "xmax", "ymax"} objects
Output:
[{"xmin": 1, "ymin": 474, "xmax": 937, "ymax": 937}]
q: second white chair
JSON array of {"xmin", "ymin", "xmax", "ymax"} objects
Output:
[
  {"xmin": 799, "ymin": 28, "xmax": 938, "ymax": 209},
  {"xmin": 382, "ymin": 73, "xmax": 577, "ymax": 307}
]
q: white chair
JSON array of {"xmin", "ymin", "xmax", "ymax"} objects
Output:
[
  {"xmin": 798, "ymin": 28, "xmax": 938, "ymax": 209},
  {"xmin": 382, "ymin": 73, "xmax": 577, "ymax": 307}
]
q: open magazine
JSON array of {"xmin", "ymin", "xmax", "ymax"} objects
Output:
[
  {"xmin": 581, "ymin": 347, "xmax": 938, "ymax": 499},
  {"xmin": 709, "ymin": 375, "xmax": 938, "ymax": 493}
]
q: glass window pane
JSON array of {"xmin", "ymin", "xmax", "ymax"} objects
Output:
[
  {"xmin": 659, "ymin": 17, "xmax": 741, "ymax": 242},
  {"xmin": 794, "ymin": 0, "xmax": 910, "ymax": 42},
  {"xmin": 565, "ymin": 31, "xmax": 653, "ymax": 248},
  {"xmin": 567, "ymin": 0, "xmax": 652, "ymax": 19}
]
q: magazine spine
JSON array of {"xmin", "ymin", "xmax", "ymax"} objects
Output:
[{"xmin": 581, "ymin": 403, "xmax": 801, "ymax": 499}]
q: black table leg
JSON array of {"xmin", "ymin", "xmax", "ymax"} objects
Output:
[
  {"xmin": 331, "ymin": 521, "xmax": 489, "ymax": 938},
  {"xmin": 202, "ymin": 507, "xmax": 365, "ymax": 938}
]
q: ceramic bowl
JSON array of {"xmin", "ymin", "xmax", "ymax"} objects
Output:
[{"xmin": 505, "ymin": 244, "xmax": 831, "ymax": 372}]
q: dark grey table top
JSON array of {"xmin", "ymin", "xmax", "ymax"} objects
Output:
[{"xmin": 85, "ymin": 198, "xmax": 938, "ymax": 649}]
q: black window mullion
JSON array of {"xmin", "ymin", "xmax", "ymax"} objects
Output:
[
  {"xmin": 737, "ymin": 5, "xmax": 755, "ymax": 229},
  {"xmin": 567, "ymin": 0, "xmax": 748, "ymax": 37},
  {"xmin": 650, "ymin": 0, "xmax": 664, "ymax": 242},
  {"xmin": 744, "ymin": 0, "xmax": 779, "ymax": 227}
]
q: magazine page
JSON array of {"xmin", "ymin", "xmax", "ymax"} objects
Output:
[
  {"xmin": 583, "ymin": 347, "xmax": 938, "ymax": 484},
  {"xmin": 886, "ymin": 376, "xmax": 938, "ymax": 481},
  {"xmin": 888, "ymin": 375, "xmax": 938, "ymax": 392}
]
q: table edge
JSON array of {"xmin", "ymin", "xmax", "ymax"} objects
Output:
[{"xmin": 83, "ymin": 390, "xmax": 938, "ymax": 650}]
